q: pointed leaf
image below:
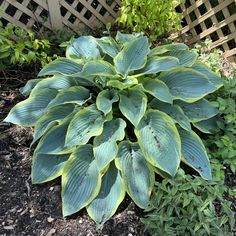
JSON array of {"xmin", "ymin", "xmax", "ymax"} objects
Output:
[
  {"xmin": 142, "ymin": 78, "xmax": 173, "ymax": 104},
  {"xmin": 178, "ymin": 128, "xmax": 212, "ymax": 180},
  {"xmin": 107, "ymin": 78, "xmax": 138, "ymax": 89},
  {"xmin": 119, "ymin": 85, "xmax": 147, "ymax": 127},
  {"xmin": 47, "ymin": 86, "xmax": 90, "ymax": 109},
  {"xmin": 159, "ymin": 68, "xmax": 215, "ymax": 102},
  {"xmin": 115, "ymin": 141, "xmax": 154, "ymax": 208},
  {"xmin": 135, "ymin": 110, "xmax": 181, "ymax": 176},
  {"xmin": 19, "ymin": 79, "xmax": 41, "ymax": 95},
  {"xmin": 115, "ymin": 32, "xmax": 137, "ymax": 45},
  {"xmin": 66, "ymin": 36, "xmax": 100, "ymax": 59},
  {"xmin": 149, "ymin": 99, "xmax": 191, "ymax": 131},
  {"xmin": 4, "ymin": 88, "xmax": 58, "ymax": 127},
  {"xmin": 176, "ymin": 99, "xmax": 218, "ymax": 122},
  {"xmin": 94, "ymin": 119, "xmax": 126, "ymax": 170},
  {"xmin": 65, "ymin": 105, "xmax": 105, "ymax": 148},
  {"xmin": 38, "ymin": 58, "xmax": 83, "ymax": 77},
  {"xmin": 193, "ymin": 116, "xmax": 219, "ymax": 134},
  {"xmin": 96, "ymin": 37, "xmax": 119, "ymax": 58},
  {"xmin": 62, "ymin": 145, "xmax": 101, "ymax": 216},
  {"xmin": 114, "ymin": 37, "xmax": 150, "ymax": 76},
  {"xmin": 32, "ymin": 153, "xmax": 70, "ymax": 184},
  {"xmin": 96, "ymin": 89, "xmax": 119, "ymax": 115},
  {"xmin": 87, "ymin": 162, "xmax": 125, "ymax": 228}
]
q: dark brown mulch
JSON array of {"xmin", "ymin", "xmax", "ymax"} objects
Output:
[{"xmin": 0, "ymin": 74, "xmax": 149, "ymax": 236}]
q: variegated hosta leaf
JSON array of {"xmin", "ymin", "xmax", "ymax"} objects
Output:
[
  {"xmin": 65, "ymin": 105, "xmax": 105, "ymax": 148},
  {"xmin": 36, "ymin": 112, "xmax": 79, "ymax": 155},
  {"xmin": 31, "ymin": 75, "xmax": 78, "ymax": 93},
  {"xmin": 47, "ymin": 86, "xmax": 90, "ymax": 109},
  {"xmin": 38, "ymin": 58, "xmax": 83, "ymax": 77},
  {"xmin": 149, "ymin": 43, "xmax": 189, "ymax": 57},
  {"xmin": 164, "ymin": 50, "xmax": 198, "ymax": 67},
  {"xmin": 32, "ymin": 153, "xmax": 70, "ymax": 184},
  {"xmin": 66, "ymin": 36, "xmax": 100, "ymax": 59},
  {"xmin": 134, "ymin": 56, "xmax": 179, "ymax": 76},
  {"xmin": 107, "ymin": 78, "xmax": 138, "ymax": 89},
  {"xmin": 93, "ymin": 119, "xmax": 126, "ymax": 170},
  {"xmin": 191, "ymin": 62, "xmax": 223, "ymax": 89},
  {"xmin": 119, "ymin": 85, "xmax": 147, "ymax": 127},
  {"xmin": 32, "ymin": 104, "xmax": 75, "ymax": 146},
  {"xmin": 178, "ymin": 128, "xmax": 212, "ymax": 180},
  {"xmin": 96, "ymin": 37, "xmax": 119, "ymax": 58},
  {"xmin": 19, "ymin": 79, "xmax": 41, "ymax": 95},
  {"xmin": 135, "ymin": 110, "xmax": 181, "ymax": 176},
  {"xmin": 149, "ymin": 99, "xmax": 191, "ymax": 131},
  {"xmin": 176, "ymin": 99, "xmax": 218, "ymax": 122},
  {"xmin": 193, "ymin": 116, "xmax": 219, "ymax": 134},
  {"xmin": 87, "ymin": 162, "xmax": 125, "ymax": 228},
  {"xmin": 80, "ymin": 61, "xmax": 116, "ymax": 78},
  {"xmin": 114, "ymin": 37, "xmax": 150, "ymax": 76},
  {"xmin": 62, "ymin": 145, "xmax": 101, "ymax": 216},
  {"xmin": 4, "ymin": 88, "xmax": 58, "ymax": 127},
  {"xmin": 115, "ymin": 32, "xmax": 137, "ymax": 46},
  {"xmin": 96, "ymin": 89, "xmax": 119, "ymax": 115},
  {"xmin": 142, "ymin": 78, "xmax": 173, "ymax": 104},
  {"xmin": 115, "ymin": 141, "xmax": 154, "ymax": 208},
  {"xmin": 159, "ymin": 68, "xmax": 215, "ymax": 102}
]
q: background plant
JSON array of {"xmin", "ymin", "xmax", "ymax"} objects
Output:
[
  {"xmin": 117, "ymin": 0, "xmax": 185, "ymax": 39},
  {"xmin": 5, "ymin": 32, "xmax": 223, "ymax": 227}
]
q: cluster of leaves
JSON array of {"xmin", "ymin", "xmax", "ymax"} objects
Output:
[
  {"xmin": 5, "ymin": 32, "xmax": 223, "ymax": 227},
  {"xmin": 117, "ymin": 0, "xmax": 184, "ymax": 39},
  {"xmin": 141, "ymin": 170, "xmax": 235, "ymax": 236},
  {"xmin": 0, "ymin": 22, "xmax": 58, "ymax": 69}
]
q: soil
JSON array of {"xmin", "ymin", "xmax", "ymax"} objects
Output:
[{"xmin": 0, "ymin": 70, "xmax": 149, "ymax": 236}]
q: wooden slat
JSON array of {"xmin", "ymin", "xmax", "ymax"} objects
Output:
[{"xmin": 48, "ymin": 0, "xmax": 63, "ymax": 29}]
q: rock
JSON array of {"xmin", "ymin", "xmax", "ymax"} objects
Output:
[{"xmin": 47, "ymin": 216, "xmax": 54, "ymax": 223}]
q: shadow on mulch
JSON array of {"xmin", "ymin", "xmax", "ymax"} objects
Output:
[{"xmin": 0, "ymin": 74, "xmax": 150, "ymax": 235}]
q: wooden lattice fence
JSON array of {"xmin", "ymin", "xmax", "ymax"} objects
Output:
[
  {"xmin": 174, "ymin": 0, "xmax": 236, "ymax": 63},
  {"xmin": 0, "ymin": 0, "xmax": 235, "ymax": 62}
]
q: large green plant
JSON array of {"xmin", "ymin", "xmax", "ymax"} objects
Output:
[
  {"xmin": 117, "ymin": 0, "xmax": 184, "ymax": 38},
  {"xmin": 4, "ymin": 33, "xmax": 223, "ymax": 227}
]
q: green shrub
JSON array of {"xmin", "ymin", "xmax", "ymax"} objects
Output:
[
  {"xmin": 0, "ymin": 22, "xmax": 57, "ymax": 69},
  {"xmin": 117, "ymin": 0, "xmax": 184, "ymax": 39},
  {"xmin": 141, "ymin": 170, "xmax": 235, "ymax": 236},
  {"xmin": 4, "ymin": 33, "xmax": 223, "ymax": 227}
]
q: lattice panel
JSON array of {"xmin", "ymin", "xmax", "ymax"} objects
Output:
[
  {"xmin": 0, "ymin": 0, "xmax": 120, "ymax": 32},
  {"xmin": 174, "ymin": 0, "xmax": 236, "ymax": 63}
]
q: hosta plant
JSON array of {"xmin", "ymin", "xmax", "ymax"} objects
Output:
[{"xmin": 4, "ymin": 32, "xmax": 223, "ymax": 227}]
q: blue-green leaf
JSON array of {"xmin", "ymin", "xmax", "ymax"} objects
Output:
[
  {"xmin": 193, "ymin": 116, "xmax": 219, "ymax": 134},
  {"xmin": 96, "ymin": 37, "xmax": 119, "ymax": 58}
]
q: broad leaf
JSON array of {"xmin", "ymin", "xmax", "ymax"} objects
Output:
[
  {"xmin": 107, "ymin": 78, "xmax": 138, "ymax": 89},
  {"xmin": 19, "ymin": 79, "xmax": 41, "ymax": 95},
  {"xmin": 149, "ymin": 99, "xmax": 191, "ymax": 131},
  {"xmin": 4, "ymin": 88, "xmax": 58, "ymax": 127},
  {"xmin": 135, "ymin": 110, "xmax": 181, "ymax": 176},
  {"xmin": 135, "ymin": 56, "xmax": 179, "ymax": 75},
  {"xmin": 96, "ymin": 89, "xmax": 119, "ymax": 115},
  {"xmin": 159, "ymin": 68, "xmax": 215, "ymax": 102},
  {"xmin": 142, "ymin": 78, "xmax": 173, "ymax": 104},
  {"xmin": 93, "ymin": 119, "xmax": 126, "ymax": 170},
  {"xmin": 96, "ymin": 37, "xmax": 119, "ymax": 58},
  {"xmin": 119, "ymin": 85, "xmax": 147, "ymax": 126},
  {"xmin": 192, "ymin": 62, "xmax": 223, "ymax": 89},
  {"xmin": 193, "ymin": 116, "xmax": 219, "ymax": 134},
  {"xmin": 62, "ymin": 145, "xmax": 101, "ymax": 216},
  {"xmin": 66, "ymin": 36, "xmax": 100, "ymax": 59},
  {"xmin": 65, "ymin": 105, "xmax": 105, "ymax": 148},
  {"xmin": 87, "ymin": 162, "xmax": 125, "ymax": 228},
  {"xmin": 32, "ymin": 104, "xmax": 75, "ymax": 145},
  {"xmin": 115, "ymin": 141, "xmax": 154, "ymax": 208},
  {"xmin": 115, "ymin": 32, "xmax": 137, "ymax": 45},
  {"xmin": 178, "ymin": 128, "xmax": 212, "ymax": 180},
  {"xmin": 176, "ymin": 99, "xmax": 218, "ymax": 122},
  {"xmin": 38, "ymin": 58, "xmax": 83, "ymax": 77},
  {"xmin": 47, "ymin": 86, "xmax": 90, "ymax": 109},
  {"xmin": 32, "ymin": 153, "xmax": 70, "ymax": 184},
  {"xmin": 114, "ymin": 37, "xmax": 149, "ymax": 76}
]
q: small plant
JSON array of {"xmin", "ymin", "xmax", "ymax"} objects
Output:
[
  {"xmin": 0, "ymin": 22, "xmax": 56, "ymax": 69},
  {"xmin": 4, "ymin": 33, "xmax": 223, "ymax": 227},
  {"xmin": 117, "ymin": 0, "xmax": 184, "ymax": 39},
  {"xmin": 141, "ymin": 170, "xmax": 235, "ymax": 236}
]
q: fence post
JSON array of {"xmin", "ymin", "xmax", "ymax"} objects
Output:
[{"xmin": 47, "ymin": 0, "xmax": 63, "ymax": 30}]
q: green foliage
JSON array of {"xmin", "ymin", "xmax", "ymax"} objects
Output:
[
  {"xmin": 117, "ymin": 0, "xmax": 184, "ymax": 39},
  {"xmin": 4, "ymin": 33, "xmax": 223, "ymax": 227},
  {"xmin": 0, "ymin": 22, "xmax": 58, "ymax": 69},
  {"xmin": 141, "ymin": 170, "xmax": 235, "ymax": 236}
]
